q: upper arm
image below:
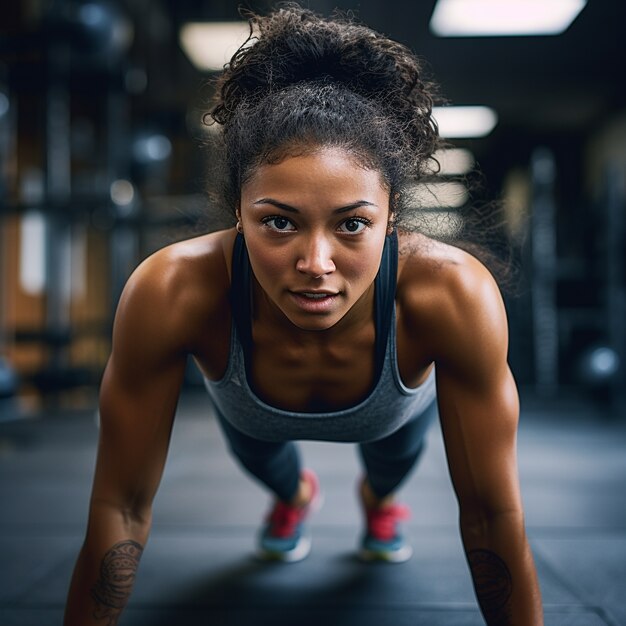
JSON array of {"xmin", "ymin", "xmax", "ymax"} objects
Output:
[
  {"xmin": 432, "ymin": 260, "xmax": 522, "ymax": 519},
  {"xmin": 90, "ymin": 252, "xmax": 191, "ymax": 520}
]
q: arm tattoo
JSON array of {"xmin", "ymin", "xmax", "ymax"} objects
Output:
[
  {"xmin": 90, "ymin": 540, "xmax": 144, "ymax": 625},
  {"xmin": 467, "ymin": 549, "xmax": 513, "ymax": 625}
]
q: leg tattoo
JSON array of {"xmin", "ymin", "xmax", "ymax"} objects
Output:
[
  {"xmin": 91, "ymin": 540, "xmax": 144, "ymax": 625},
  {"xmin": 467, "ymin": 549, "xmax": 513, "ymax": 625}
]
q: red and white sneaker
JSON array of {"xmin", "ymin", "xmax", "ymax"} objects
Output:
[
  {"xmin": 359, "ymin": 501, "xmax": 413, "ymax": 563},
  {"xmin": 257, "ymin": 469, "xmax": 322, "ymax": 563}
]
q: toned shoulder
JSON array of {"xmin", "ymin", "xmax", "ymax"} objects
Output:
[
  {"xmin": 130, "ymin": 229, "xmax": 233, "ymax": 295},
  {"xmin": 114, "ymin": 229, "xmax": 236, "ymax": 349},
  {"xmin": 396, "ymin": 231, "xmax": 508, "ymax": 366}
]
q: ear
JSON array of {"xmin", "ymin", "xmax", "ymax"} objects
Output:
[
  {"xmin": 387, "ymin": 193, "xmax": 399, "ymax": 234},
  {"xmin": 235, "ymin": 207, "xmax": 244, "ymax": 235}
]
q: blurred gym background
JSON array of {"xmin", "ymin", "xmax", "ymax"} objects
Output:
[{"xmin": 1, "ymin": 0, "xmax": 625, "ymax": 420}]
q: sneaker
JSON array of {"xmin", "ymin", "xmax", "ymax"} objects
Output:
[
  {"xmin": 257, "ymin": 469, "xmax": 321, "ymax": 563},
  {"xmin": 359, "ymin": 501, "xmax": 413, "ymax": 563}
]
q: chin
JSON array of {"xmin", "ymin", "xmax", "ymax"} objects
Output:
[
  {"xmin": 285, "ymin": 312, "xmax": 343, "ymax": 332},
  {"xmin": 290, "ymin": 318, "xmax": 338, "ymax": 332}
]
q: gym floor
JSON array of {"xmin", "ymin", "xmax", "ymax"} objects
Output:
[{"xmin": 1, "ymin": 389, "xmax": 625, "ymax": 625}]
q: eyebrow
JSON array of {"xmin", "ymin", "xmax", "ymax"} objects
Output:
[{"xmin": 252, "ymin": 198, "xmax": 377, "ymax": 214}]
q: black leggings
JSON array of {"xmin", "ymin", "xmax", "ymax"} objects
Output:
[{"xmin": 213, "ymin": 399, "xmax": 438, "ymax": 502}]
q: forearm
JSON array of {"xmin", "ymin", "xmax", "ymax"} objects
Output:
[
  {"xmin": 460, "ymin": 510, "xmax": 543, "ymax": 625},
  {"xmin": 64, "ymin": 504, "xmax": 151, "ymax": 626}
]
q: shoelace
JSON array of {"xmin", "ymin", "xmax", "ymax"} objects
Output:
[{"xmin": 366, "ymin": 503, "xmax": 411, "ymax": 541}]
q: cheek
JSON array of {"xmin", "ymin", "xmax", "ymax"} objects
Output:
[
  {"xmin": 247, "ymin": 245, "xmax": 291, "ymax": 283},
  {"xmin": 345, "ymin": 256, "xmax": 374, "ymax": 280},
  {"xmin": 336, "ymin": 246, "xmax": 384, "ymax": 286},
  {"xmin": 348, "ymin": 230, "xmax": 388, "ymax": 276}
]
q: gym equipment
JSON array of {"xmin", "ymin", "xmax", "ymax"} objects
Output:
[
  {"xmin": 0, "ymin": 357, "xmax": 19, "ymax": 421},
  {"xmin": 530, "ymin": 148, "xmax": 558, "ymax": 397}
]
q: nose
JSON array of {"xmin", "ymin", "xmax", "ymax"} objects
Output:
[{"xmin": 295, "ymin": 234, "xmax": 336, "ymax": 277}]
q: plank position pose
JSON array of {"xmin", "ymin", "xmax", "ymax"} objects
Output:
[{"xmin": 64, "ymin": 5, "xmax": 543, "ymax": 625}]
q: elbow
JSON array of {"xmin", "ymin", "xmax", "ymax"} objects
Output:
[
  {"xmin": 459, "ymin": 506, "xmax": 490, "ymax": 545},
  {"xmin": 89, "ymin": 497, "xmax": 153, "ymax": 535},
  {"xmin": 459, "ymin": 501, "xmax": 525, "ymax": 544},
  {"xmin": 124, "ymin": 503, "xmax": 153, "ymax": 529}
]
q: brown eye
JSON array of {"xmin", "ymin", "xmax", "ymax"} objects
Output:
[
  {"xmin": 273, "ymin": 216, "xmax": 290, "ymax": 230},
  {"xmin": 262, "ymin": 216, "xmax": 295, "ymax": 231},
  {"xmin": 339, "ymin": 217, "xmax": 370, "ymax": 234}
]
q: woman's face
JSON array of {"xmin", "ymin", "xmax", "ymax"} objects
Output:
[{"xmin": 238, "ymin": 146, "xmax": 392, "ymax": 332}]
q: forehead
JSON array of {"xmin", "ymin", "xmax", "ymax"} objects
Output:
[{"xmin": 242, "ymin": 147, "xmax": 389, "ymax": 202}]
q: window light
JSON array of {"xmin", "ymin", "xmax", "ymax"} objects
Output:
[
  {"xmin": 180, "ymin": 22, "xmax": 252, "ymax": 71},
  {"xmin": 402, "ymin": 207, "xmax": 465, "ymax": 238},
  {"xmin": 20, "ymin": 211, "xmax": 47, "ymax": 295},
  {"xmin": 430, "ymin": 0, "xmax": 587, "ymax": 37},
  {"xmin": 433, "ymin": 106, "xmax": 498, "ymax": 139},
  {"xmin": 406, "ymin": 182, "xmax": 469, "ymax": 209},
  {"xmin": 420, "ymin": 210, "xmax": 465, "ymax": 238}
]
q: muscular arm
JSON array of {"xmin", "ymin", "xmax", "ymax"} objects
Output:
[
  {"xmin": 64, "ymin": 252, "xmax": 190, "ymax": 625},
  {"xmin": 432, "ymin": 260, "xmax": 543, "ymax": 625}
]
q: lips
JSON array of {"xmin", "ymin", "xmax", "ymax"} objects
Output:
[
  {"xmin": 289, "ymin": 290, "xmax": 339, "ymax": 312},
  {"xmin": 295, "ymin": 291, "xmax": 337, "ymax": 299}
]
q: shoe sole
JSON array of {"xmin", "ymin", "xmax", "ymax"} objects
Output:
[
  {"xmin": 358, "ymin": 543, "xmax": 413, "ymax": 563},
  {"xmin": 257, "ymin": 535, "xmax": 312, "ymax": 563}
]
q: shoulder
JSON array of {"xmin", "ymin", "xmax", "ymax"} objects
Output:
[
  {"xmin": 127, "ymin": 229, "xmax": 234, "ymax": 297},
  {"xmin": 112, "ymin": 229, "xmax": 236, "ymax": 353},
  {"xmin": 396, "ymin": 231, "xmax": 508, "ymax": 375}
]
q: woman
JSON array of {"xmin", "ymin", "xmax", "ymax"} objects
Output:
[{"xmin": 64, "ymin": 5, "xmax": 543, "ymax": 625}]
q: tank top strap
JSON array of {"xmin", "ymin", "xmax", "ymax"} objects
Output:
[
  {"xmin": 374, "ymin": 230, "xmax": 398, "ymax": 380},
  {"xmin": 230, "ymin": 233, "xmax": 253, "ymax": 355}
]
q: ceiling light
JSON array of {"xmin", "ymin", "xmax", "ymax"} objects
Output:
[
  {"xmin": 180, "ymin": 22, "xmax": 252, "ymax": 71},
  {"xmin": 433, "ymin": 106, "xmax": 498, "ymax": 138},
  {"xmin": 427, "ymin": 148, "xmax": 475, "ymax": 176},
  {"xmin": 110, "ymin": 179, "xmax": 135, "ymax": 207},
  {"xmin": 430, "ymin": 0, "xmax": 587, "ymax": 37}
]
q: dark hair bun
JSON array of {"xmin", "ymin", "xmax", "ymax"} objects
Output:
[
  {"xmin": 207, "ymin": 2, "xmax": 445, "ymax": 228},
  {"xmin": 211, "ymin": 3, "xmax": 439, "ymax": 160}
]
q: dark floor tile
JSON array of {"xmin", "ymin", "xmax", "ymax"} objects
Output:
[
  {"xmin": 24, "ymin": 529, "xmax": 583, "ymax": 611},
  {"xmin": 0, "ymin": 608, "xmax": 65, "ymax": 626},
  {"xmin": 0, "ymin": 535, "xmax": 79, "ymax": 603},
  {"xmin": 1, "ymin": 392, "xmax": 625, "ymax": 625},
  {"xmin": 29, "ymin": 531, "xmax": 478, "ymax": 609},
  {"xmin": 119, "ymin": 606, "xmax": 609, "ymax": 626},
  {"xmin": 121, "ymin": 606, "xmax": 486, "ymax": 626},
  {"xmin": 535, "ymin": 534, "xmax": 626, "ymax": 626}
]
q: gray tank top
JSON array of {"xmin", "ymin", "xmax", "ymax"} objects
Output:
[{"xmin": 203, "ymin": 233, "xmax": 437, "ymax": 443}]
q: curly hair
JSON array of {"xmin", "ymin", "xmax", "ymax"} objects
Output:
[
  {"xmin": 202, "ymin": 4, "xmax": 515, "ymax": 288},
  {"xmin": 206, "ymin": 3, "xmax": 443, "ymax": 223}
]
